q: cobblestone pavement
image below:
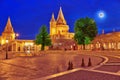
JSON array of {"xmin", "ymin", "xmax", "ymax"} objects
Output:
[
  {"xmin": 82, "ymin": 51, "xmax": 120, "ymax": 73},
  {"xmin": 95, "ymin": 55, "xmax": 120, "ymax": 72},
  {"xmin": 0, "ymin": 50, "xmax": 120, "ymax": 80},
  {"xmin": 48, "ymin": 70, "xmax": 120, "ymax": 80},
  {"xmin": 0, "ymin": 51, "xmax": 103, "ymax": 80}
]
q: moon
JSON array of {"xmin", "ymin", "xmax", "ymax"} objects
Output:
[{"xmin": 98, "ymin": 11, "xmax": 105, "ymax": 18}]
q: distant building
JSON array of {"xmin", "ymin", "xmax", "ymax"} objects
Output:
[
  {"xmin": 0, "ymin": 17, "xmax": 15, "ymax": 45},
  {"xmin": 50, "ymin": 7, "xmax": 74, "ymax": 39},
  {"xmin": 92, "ymin": 32, "xmax": 120, "ymax": 50},
  {"xmin": 49, "ymin": 7, "xmax": 77, "ymax": 50},
  {"xmin": 0, "ymin": 7, "xmax": 76, "ymax": 52},
  {"xmin": 0, "ymin": 17, "xmax": 40, "ymax": 52},
  {"xmin": 78, "ymin": 32, "xmax": 120, "ymax": 50}
]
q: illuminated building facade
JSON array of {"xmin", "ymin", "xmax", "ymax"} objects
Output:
[
  {"xmin": 91, "ymin": 32, "xmax": 120, "ymax": 50},
  {"xmin": 49, "ymin": 7, "xmax": 77, "ymax": 50},
  {"xmin": 50, "ymin": 7, "xmax": 74, "ymax": 39},
  {"xmin": 0, "ymin": 17, "xmax": 15, "ymax": 45},
  {"xmin": 0, "ymin": 7, "xmax": 75, "ymax": 52},
  {"xmin": 78, "ymin": 31, "xmax": 120, "ymax": 50},
  {"xmin": 0, "ymin": 17, "xmax": 40, "ymax": 52}
]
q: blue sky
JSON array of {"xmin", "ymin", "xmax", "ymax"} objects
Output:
[{"xmin": 0, "ymin": 0, "xmax": 120, "ymax": 39}]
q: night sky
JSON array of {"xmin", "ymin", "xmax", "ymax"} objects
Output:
[{"xmin": 0, "ymin": 0, "xmax": 120, "ymax": 39}]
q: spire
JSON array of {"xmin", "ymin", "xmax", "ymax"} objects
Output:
[
  {"xmin": 102, "ymin": 29, "xmax": 104, "ymax": 34},
  {"xmin": 113, "ymin": 28, "xmax": 115, "ymax": 32},
  {"xmin": 50, "ymin": 13, "xmax": 55, "ymax": 22},
  {"xmin": 57, "ymin": 7, "xmax": 66, "ymax": 25},
  {"xmin": 3, "ymin": 17, "xmax": 14, "ymax": 33}
]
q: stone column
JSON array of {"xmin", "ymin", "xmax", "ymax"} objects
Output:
[
  {"xmin": 111, "ymin": 42, "xmax": 113, "ymax": 50},
  {"xmin": 21, "ymin": 42, "xmax": 24, "ymax": 52},
  {"xmin": 91, "ymin": 44, "xmax": 93, "ymax": 50},
  {"xmin": 112, "ymin": 42, "xmax": 115, "ymax": 49},
  {"xmin": 15, "ymin": 42, "xmax": 18, "ymax": 52},
  {"xmin": 114, "ymin": 42, "xmax": 117, "ymax": 50},
  {"xmin": 34, "ymin": 45, "xmax": 36, "ymax": 53},
  {"xmin": 11, "ymin": 43, "xmax": 13, "ymax": 52},
  {"xmin": 105, "ymin": 43, "xmax": 108, "ymax": 50},
  {"xmin": 116, "ymin": 43, "xmax": 118, "ymax": 50},
  {"xmin": 118, "ymin": 42, "xmax": 120, "ymax": 49},
  {"xmin": 108, "ymin": 42, "xmax": 111, "ymax": 50},
  {"xmin": 104, "ymin": 43, "xmax": 107, "ymax": 50}
]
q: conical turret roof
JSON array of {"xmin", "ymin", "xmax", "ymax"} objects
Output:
[
  {"xmin": 3, "ymin": 17, "xmax": 14, "ymax": 33},
  {"xmin": 50, "ymin": 13, "xmax": 56, "ymax": 22},
  {"xmin": 57, "ymin": 7, "xmax": 67, "ymax": 25}
]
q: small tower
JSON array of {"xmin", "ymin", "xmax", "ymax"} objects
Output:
[
  {"xmin": 2, "ymin": 17, "xmax": 15, "ymax": 43},
  {"xmin": 50, "ymin": 13, "xmax": 56, "ymax": 36}
]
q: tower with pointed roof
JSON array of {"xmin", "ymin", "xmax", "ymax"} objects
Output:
[
  {"xmin": 0, "ymin": 17, "xmax": 15, "ymax": 45},
  {"xmin": 56, "ymin": 7, "xmax": 66, "ymax": 25},
  {"xmin": 50, "ymin": 7, "xmax": 73, "ymax": 39},
  {"xmin": 3, "ymin": 17, "xmax": 15, "ymax": 33},
  {"xmin": 50, "ymin": 13, "xmax": 57, "ymax": 36}
]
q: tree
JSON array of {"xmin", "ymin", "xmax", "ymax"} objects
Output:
[
  {"xmin": 74, "ymin": 17, "xmax": 98, "ymax": 49},
  {"xmin": 35, "ymin": 25, "xmax": 51, "ymax": 51}
]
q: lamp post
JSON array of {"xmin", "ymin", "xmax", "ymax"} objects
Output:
[{"xmin": 6, "ymin": 40, "xmax": 8, "ymax": 59}]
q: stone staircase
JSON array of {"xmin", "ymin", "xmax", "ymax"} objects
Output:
[{"xmin": 49, "ymin": 39, "xmax": 78, "ymax": 50}]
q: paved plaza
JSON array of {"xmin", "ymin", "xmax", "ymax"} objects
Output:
[{"xmin": 0, "ymin": 51, "xmax": 120, "ymax": 80}]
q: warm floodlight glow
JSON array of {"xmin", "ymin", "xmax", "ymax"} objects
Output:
[
  {"xmin": 27, "ymin": 50, "xmax": 30, "ymax": 53},
  {"xmin": 6, "ymin": 40, "xmax": 8, "ymax": 43},
  {"xmin": 25, "ymin": 42, "xmax": 34, "ymax": 46}
]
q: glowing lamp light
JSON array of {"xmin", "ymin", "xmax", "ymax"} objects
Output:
[
  {"xmin": 71, "ymin": 45, "xmax": 72, "ymax": 48},
  {"xmin": 16, "ymin": 33, "xmax": 19, "ymax": 37},
  {"xmin": 25, "ymin": 42, "xmax": 34, "ymax": 46},
  {"xmin": 27, "ymin": 50, "xmax": 30, "ymax": 53}
]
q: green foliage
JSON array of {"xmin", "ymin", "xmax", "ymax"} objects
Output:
[
  {"xmin": 74, "ymin": 31, "xmax": 85, "ymax": 44},
  {"xmin": 74, "ymin": 17, "xmax": 98, "ymax": 45},
  {"xmin": 85, "ymin": 37, "xmax": 91, "ymax": 44},
  {"xmin": 35, "ymin": 25, "xmax": 51, "ymax": 51}
]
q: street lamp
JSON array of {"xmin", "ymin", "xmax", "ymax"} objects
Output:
[
  {"xmin": 6, "ymin": 40, "xmax": 8, "ymax": 59},
  {"xmin": 15, "ymin": 33, "xmax": 19, "ymax": 39}
]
